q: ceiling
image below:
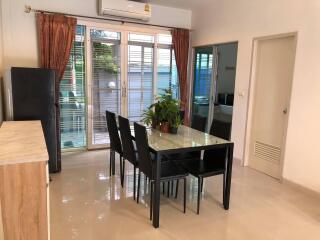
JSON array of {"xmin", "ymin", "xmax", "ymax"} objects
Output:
[{"xmin": 149, "ymin": 0, "xmax": 212, "ymax": 10}]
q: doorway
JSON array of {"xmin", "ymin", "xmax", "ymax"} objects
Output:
[
  {"xmin": 191, "ymin": 42, "xmax": 238, "ymax": 132},
  {"xmin": 247, "ymin": 34, "xmax": 296, "ymax": 179}
]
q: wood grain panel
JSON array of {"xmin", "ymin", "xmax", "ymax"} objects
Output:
[
  {"xmin": 0, "ymin": 161, "xmax": 48, "ymax": 240},
  {"xmin": 0, "ymin": 121, "xmax": 48, "ymax": 166}
]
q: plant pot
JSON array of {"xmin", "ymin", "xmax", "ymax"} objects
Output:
[
  {"xmin": 170, "ymin": 126, "xmax": 178, "ymax": 134},
  {"xmin": 160, "ymin": 122, "xmax": 170, "ymax": 133}
]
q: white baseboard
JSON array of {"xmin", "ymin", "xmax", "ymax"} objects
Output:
[{"xmin": 282, "ymin": 178, "xmax": 320, "ymax": 197}]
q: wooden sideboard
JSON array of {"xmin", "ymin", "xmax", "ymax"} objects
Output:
[{"xmin": 0, "ymin": 121, "xmax": 50, "ymax": 240}]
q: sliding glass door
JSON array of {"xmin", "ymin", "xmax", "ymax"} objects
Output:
[
  {"xmin": 88, "ymin": 29, "xmax": 122, "ymax": 147},
  {"xmin": 192, "ymin": 47, "xmax": 214, "ymax": 130},
  {"xmin": 60, "ymin": 25, "xmax": 87, "ymax": 150},
  {"xmin": 192, "ymin": 43, "xmax": 238, "ymax": 132},
  {"xmin": 60, "ymin": 23, "xmax": 178, "ymax": 150}
]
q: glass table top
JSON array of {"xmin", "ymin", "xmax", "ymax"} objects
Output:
[{"xmin": 131, "ymin": 125, "xmax": 232, "ymax": 153}]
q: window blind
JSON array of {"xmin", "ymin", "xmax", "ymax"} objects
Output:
[
  {"xmin": 90, "ymin": 30, "xmax": 121, "ymax": 145},
  {"xmin": 157, "ymin": 42, "xmax": 178, "ymax": 98},
  {"xmin": 60, "ymin": 25, "xmax": 86, "ymax": 149},
  {"xmin": 127, "ymin": 33, "xmax": 154, "ymax": 122}
]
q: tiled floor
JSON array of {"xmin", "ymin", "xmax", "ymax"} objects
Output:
[{"xmin": 50, "ymin": 150, "xmax": 320, "ymax": 240}]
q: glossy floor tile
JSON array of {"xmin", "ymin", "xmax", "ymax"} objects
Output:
[{"xmin": 50, "ymin": 150, "xmax": 320, "ymax": 240}]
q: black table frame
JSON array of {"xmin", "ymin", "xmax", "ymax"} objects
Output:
[{"xmin": 149, "ymin": 142, "xmax": 234, "ymax": 228}]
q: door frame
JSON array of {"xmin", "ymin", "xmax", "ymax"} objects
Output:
[
  {"xmin": 243, "ymin": 32, "xmax": 298, "ymax": 180},
  {"xmin": 190, "ymin": 41, "xmax": 238, "ymax": 131}
]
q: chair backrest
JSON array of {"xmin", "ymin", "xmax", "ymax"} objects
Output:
[
  {"xmin": 191, "ymin": 114, "xmax": 207, "ymax": 132},
  {"xmin": 106, "ymin": 110, "xmax": 122, "ymax": 154},
  {"xmin": 134, "ymin": 123, "xmax": 153, "ymax": 178},
  {"xmin": 226, "ymin": 94, "xmax": 234, "ymax": 106},
  {"xmin": 203, "ymin": 119, "xmax": 232, "ymax": 165},
  {"xmin": 209, "ymin": 119, "xmax": 231, "ymax": 140},
  {"xmin": 118, "ymin": 115, "xmax": 137, "ymax": 165}
]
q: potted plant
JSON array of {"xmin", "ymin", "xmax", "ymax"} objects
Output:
[
  {"xmin": 169, "ymin": 114, "xmax": 182, "ymax": 134},
  {"xmin": 143, "ymin": 89, "xmax": 182, "ymax": 133},
  {"xmin": 142, "ymin": 108, "xmax": 157, "ymax": 129}
]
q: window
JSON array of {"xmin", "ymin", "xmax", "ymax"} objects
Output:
[
  {"xmin": 157, "ymin": 34, "xmax": 178, "ymax": 98},
  {"xmin": 194, "ymin": 52, "xmax": 213, "ymax": 97},
  {"xmin": 60, "ymin": 25, "xmax": 86, "ymax": 149},
  {"xmin": 127, "ymin": 33, "xmax": 154, "ymax": 122}
]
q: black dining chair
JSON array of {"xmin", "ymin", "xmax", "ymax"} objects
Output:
[
  {"xmin": 188, "ymin": 114, "xmax": 207, "ymax": 158},
  {"xmin": 106, "ymin": 110, "xmax": 123, "ymax": 184},
  {"xmin": 191, "ymin": 114, "xmax": 207, "ymax": 132},
  {"xmin": 118, "ymin": 115, "xmax": 139, "ymax": 199},
  {"xmin": 134, "ymin": 122, "xmax": 188, "ymax": 220},
  {"xmin": 180, "ymin": 119, "xmax": 231, "ymax": 214}
]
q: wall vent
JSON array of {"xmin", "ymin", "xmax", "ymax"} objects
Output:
[{"xmin": 254, "ymin": 141, "xmax": 281, "ymax": 164}]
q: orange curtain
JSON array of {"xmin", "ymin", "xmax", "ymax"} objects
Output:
[
  {"xmin": 172, "ymin": 28, "xmax": 190, "ymax": 125},
  {"xmin": 37, "ymin": 13, "xmax": 77, "ymax": 170}
]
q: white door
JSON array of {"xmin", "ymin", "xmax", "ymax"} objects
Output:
[{"xmin": 249, "ymin": 35, "xmax": 296, "ymax": 179}]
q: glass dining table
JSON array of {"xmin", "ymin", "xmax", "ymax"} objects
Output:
[{"xmin": 130, "ymin": 124, "xmax": 234, "ymax": 228}]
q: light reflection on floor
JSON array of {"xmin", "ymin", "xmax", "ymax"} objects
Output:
[{"xmin": 50, "ymin": 150, "xmax": 320, "ymax": 240}]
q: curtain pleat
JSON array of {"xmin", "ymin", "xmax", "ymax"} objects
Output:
[
  {"xmin": 37, "ymin": 13, "xmax": 77, "ymax": 171},
  {"xmin": 172, "ymin": 28, "xmax": 190, "ymax": 125}
]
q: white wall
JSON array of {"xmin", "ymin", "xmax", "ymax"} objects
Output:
[
  {"xmin": 192, "ymin": 0, "xmax": 320, "ymax": 192},
  {"xmin": 0, "ymin": 0, "xmax": 191, "ymax": 72}
]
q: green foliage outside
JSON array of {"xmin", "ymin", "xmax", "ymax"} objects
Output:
[{"xmin": 92, "ymin": 42, "xmax": 118, "ymax": 74}]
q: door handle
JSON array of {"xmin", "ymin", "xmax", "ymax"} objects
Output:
[{"xmin": 283, "ymin": 108, "xmax": 288, "ymax": 114}]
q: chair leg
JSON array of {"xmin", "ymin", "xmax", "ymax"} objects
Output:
[
  {"xmin": 197, "ymin": 177, "xmax": 201, "ymax": 215},
  {"xmin": 150, "ymin": 181, "xmax": 153, "ymax": 220},
  {"xmin": 122, "ymin": 159, "xmax": 126, "ymax": 187},
  {"xmin": 109, "ymin": 150, "xmax": 112, "ymax": 176},
  {"xmin": 201, "ymin": 178, "xmax": 204, "ymax": 193},
  {"xmin": 171, "ymin": 181, "xmax": 174, "ymax": 196},
  {"xmin": 120, "ymin": 156, "xmax": 123, "ymax": 187},
  {"xmin": 167, "ymin": 182, "xmax": 170, "ymax": 198},
  {"xmin": 162, "ymin": 182, "xmax": 165, "ymax": 195},
  {"xmin": 175, "ymin": 180, "xmax": 179, "ymax": 199},
  {"xmin": 223, "ymin": 173, "xmax": 226, "ymax": 204},
  {"xmin": 183, "ymin": 178, "xmax": 187, "ymax": 214},
  {"xmin": 133, "ymin": 166, "xmax": 136, "ymax": 200},
  {"xmin": 112, "ymin": 151, "xmax": 116, "ymax": 175},
  {"xmin": 137, "ymin": 170, "xmax": 141, "ymax": 204}
]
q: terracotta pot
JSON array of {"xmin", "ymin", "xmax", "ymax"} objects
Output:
[{"xmin": 160, "ymin": 122, "xmax": 170, "ymax": 133}]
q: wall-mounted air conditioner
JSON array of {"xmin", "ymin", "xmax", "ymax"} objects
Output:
[{"xmin": 99, "ymin": 0, "xmax": 152, "ymax": 21}]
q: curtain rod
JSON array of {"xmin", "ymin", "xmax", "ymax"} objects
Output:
[{"xmin": 24, "ymin": 5, "xmax": 184, "ymax": 30}]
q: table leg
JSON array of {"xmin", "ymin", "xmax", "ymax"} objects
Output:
[
  {"xmin": 152, "ymin": 152, "xmax": 161, "ymax": 228},
  {"xmin": 224, "ymin": 143, "xmax": 234, "ymax": 210}
]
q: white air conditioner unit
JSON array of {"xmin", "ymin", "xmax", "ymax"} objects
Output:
[{"xmin": 99, "ymin": 0, "xmax": 152, "ymax": 21}]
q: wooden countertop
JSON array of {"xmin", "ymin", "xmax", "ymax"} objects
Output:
[{"xmin": 0, "ymin": 121, "xmax": 49, "ymax": 166}]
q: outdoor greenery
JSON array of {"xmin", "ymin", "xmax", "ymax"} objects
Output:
[{"xmin": 92, "ymin": 42, "xmax": 119, "ymax": 74}]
